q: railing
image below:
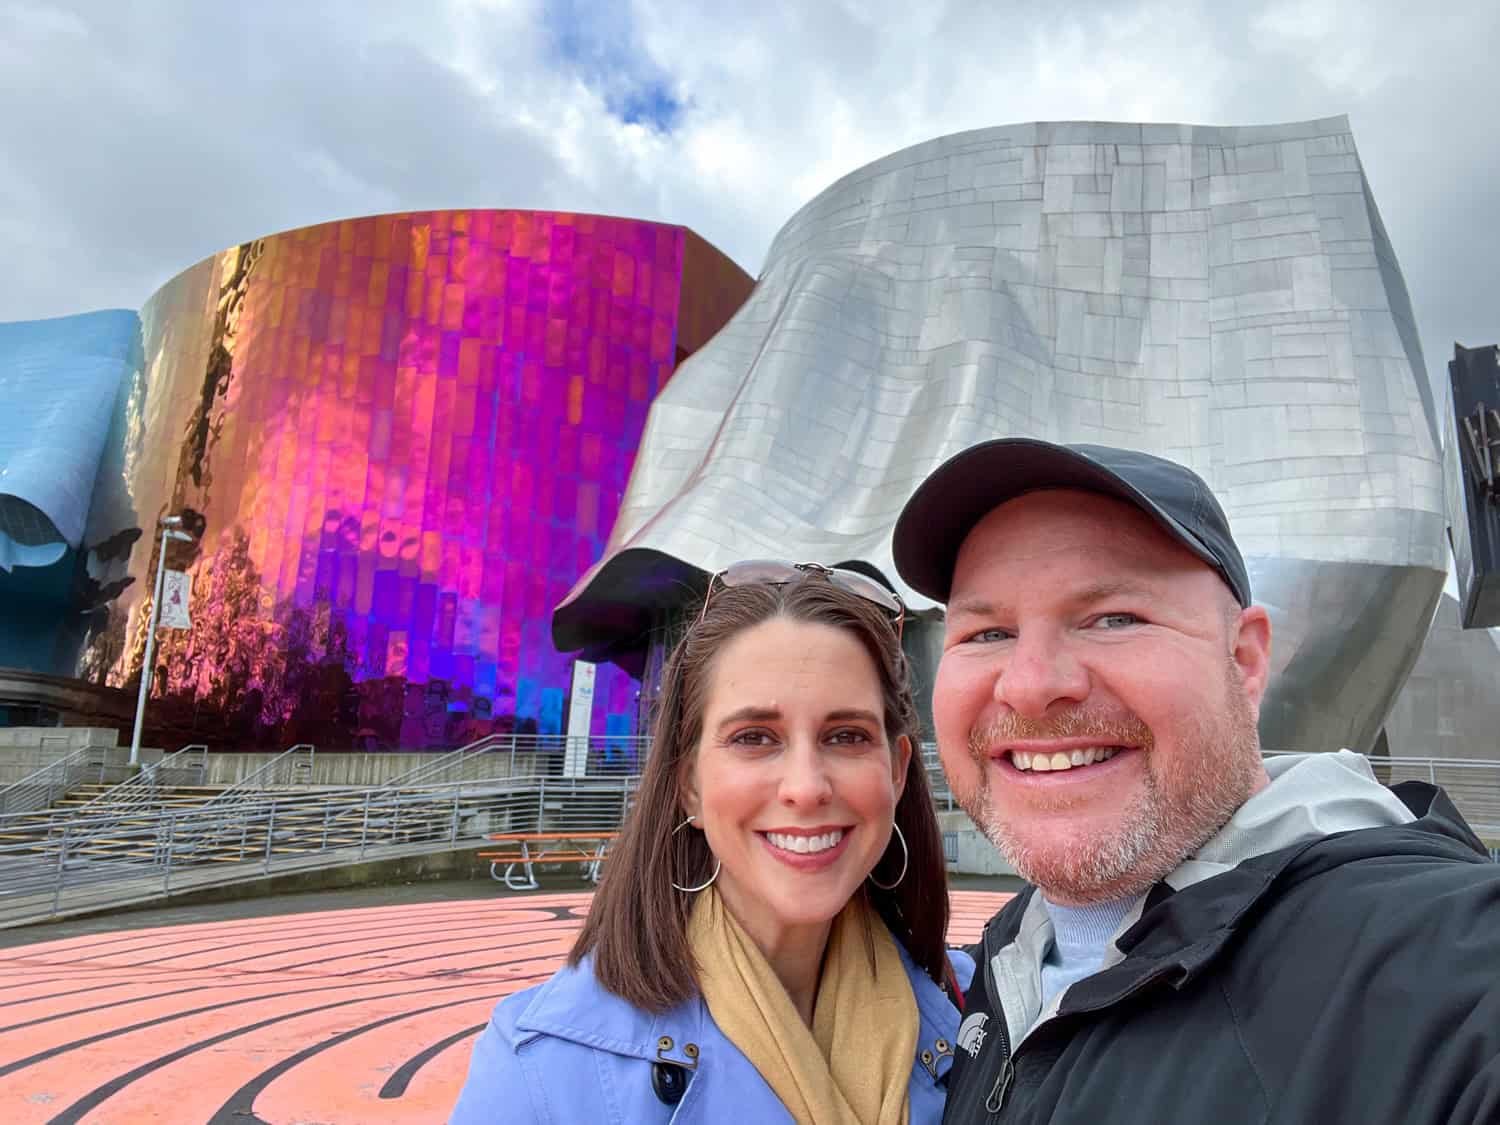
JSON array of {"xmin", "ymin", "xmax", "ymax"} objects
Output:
[
  {"xmin": 1369, "ymin": 755, "xmax": 1500, "ymax": 839},
  {"xmin": 377, "ymin": 733, "xmax": 515, "ymax": 789},
  {"xmin": 201, "ymin": 744, "xmax": 316, "ymax": 806},
  {"xmin": 921, "ymin": 743, "xmax": 955, "ymax": 811},
  {"xmin": 3, "ymin": 744, "xmax": 1495, "ymax": 929},
  {"xmin": 62, "ymin": 743, "xmax": 209, "ymax": 823},
  {"xmin": 0, "ymin": 771, "xmax": 643, "ymax": 927},
  {"xmin": 379, "ymin": 733, "xmax": 650, "ymax": 789},
  {"xmin": 0, "ymin": 744, "xmax": 101, "ymax": 817}
]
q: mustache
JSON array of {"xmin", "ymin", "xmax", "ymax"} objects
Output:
[{"xmin": 968, "ymin": 709, "xmax": 1154, "ymax": 753}]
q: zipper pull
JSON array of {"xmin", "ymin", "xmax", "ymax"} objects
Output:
[{"xmin": 985, "ymin": 1054, "xmax": 1013, "ymax": 1115}]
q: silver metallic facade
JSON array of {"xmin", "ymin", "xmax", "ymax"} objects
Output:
[{"xmin": 556, "ymin": 117, "xmax": 1463, "ymax": 755}]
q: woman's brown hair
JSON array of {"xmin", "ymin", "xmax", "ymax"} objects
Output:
[{"xmin": 568, "ymin": 572, "xmax": 950, "ymax": 1012}]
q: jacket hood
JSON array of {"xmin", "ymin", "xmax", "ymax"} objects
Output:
[
  {"xmin": 1166, "ymin": 750, "xmax": 1416, "ymax": 891},
  {"xmin": 1080, "ymin": 762, "xmax": 1491, "ymax": 1005}
]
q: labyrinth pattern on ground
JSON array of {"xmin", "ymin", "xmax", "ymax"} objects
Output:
[{"xmin": 0, "ymin": 890, "xmax": 1011, "ymax": 1124}]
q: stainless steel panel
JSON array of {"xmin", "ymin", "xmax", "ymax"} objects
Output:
[{"xmin": 556, "ymin": 117, "xmax": 1458, "ymax": 753}]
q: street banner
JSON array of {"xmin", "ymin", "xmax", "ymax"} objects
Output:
[
  {"xmin": 563, "ymin": 661, "xmax": 596, "ymax": 778},
  {"xmin": 160, "ymin": 570, "xmax": 192, "ymax": 630}
]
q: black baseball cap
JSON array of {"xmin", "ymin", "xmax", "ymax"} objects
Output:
[{"xmin": 892, "ymin": 439, "xmax": 1251, "ymax": 607}]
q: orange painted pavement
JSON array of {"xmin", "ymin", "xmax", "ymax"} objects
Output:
[{"xmin": 0, "ymin": 890, "xmax": 1010, "ymax": 1124}]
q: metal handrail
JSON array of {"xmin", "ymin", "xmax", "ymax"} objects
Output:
[
  {"xmin": 201, "ymin": 744, "xmax": 315, "ymax": 806},
  {"xmin": 3, "ymin": 745, "xmax": 1495, "ymax": 929},
  {"xmin": 0, "ymin": 744, "xmax": 100, "ymax": 817},
  {"xmin": 379, "ymin": 733, "xmax": 650, "ymax": 789},
  {"xmin": 377, "ymin": 732, "xmax": 514, "ymax": 789},
  {"xmin": 0, "ymin": 770, "xmax": 644, "ymax": 927},
  {"xmin": 64, "ymin": 743, "xmax": 209, "ymax": 821}
]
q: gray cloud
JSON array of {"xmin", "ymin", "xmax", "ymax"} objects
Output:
[{"xmin": 0, "ymin": 0, "xmax": 1495, "ymax": 399}]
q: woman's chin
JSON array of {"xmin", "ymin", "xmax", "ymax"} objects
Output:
[{"xmin": 727, "ymin": 878, "xmax": 865, "ymax": 935}]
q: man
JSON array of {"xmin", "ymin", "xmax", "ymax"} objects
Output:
[{"xmin": 891, "ymin": 438, "xmax": 1500, "ymax": 1124}]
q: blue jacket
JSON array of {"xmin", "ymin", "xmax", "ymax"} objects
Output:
[{"xmin": 451, "ymin": 942, "xmax": 975, "ymax": 1123}]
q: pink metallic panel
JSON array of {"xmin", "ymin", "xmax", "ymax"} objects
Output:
[{"xmin": 106, "ymin": 211, "xmax": 752, "ymax": 749}]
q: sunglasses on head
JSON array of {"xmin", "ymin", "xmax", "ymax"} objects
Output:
[{"xmin": 698, "ymin": 559, "xmax": 906, "ymax": 641}]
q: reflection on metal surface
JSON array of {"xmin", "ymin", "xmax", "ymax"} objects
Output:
[
  {"xmin": 556, "ymin": 117, "xmax": 1452, "ymax": 753},
  {"xmin": 0, "ymin": 310, "xmax": 144, "ymax": 678},
  {"xmin": 1250, "ymin": 557, "xmax": 1441, "ymax": 752},
  {"xmin": 1384, "ymin": 593, "xmax": 1500, "ymax": 759},
  {"xmin": 68, "ymin": 211, "xmax": 751, "ymax": 748}
]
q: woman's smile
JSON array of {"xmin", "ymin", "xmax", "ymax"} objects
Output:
[{"xmin": 758, "ymin": 825, "xmax": 855, "ymax": 868}]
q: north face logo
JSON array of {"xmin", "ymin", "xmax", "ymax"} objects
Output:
[{"xmin": 957, "ymin": 1011, "xmax": 989, "ymax": 1058}]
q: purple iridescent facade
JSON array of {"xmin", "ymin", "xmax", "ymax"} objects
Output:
[{"xmin": 81, "ymin": 211, "xmax": 751, "ymax": 748}]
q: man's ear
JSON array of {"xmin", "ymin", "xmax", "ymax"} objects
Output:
[
  {"xmin": 1231, "ymin": 604, "xmax": 1273, "ymax": 717},
  {"xmin": 892, "ymin": 734, "xmax": 913, "ymax": 800}
]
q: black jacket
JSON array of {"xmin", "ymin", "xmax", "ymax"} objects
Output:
[{"xmin": 945, "ymin": 783, "xmax": 1500, "ymax": 1124}]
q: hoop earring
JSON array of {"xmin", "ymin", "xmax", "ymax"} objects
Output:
[
  {"xmin": 867, "ymin": 823, "xmax": 908, "ymax": 891},
  {"xmin": 670, "ymin": 815, "xmax": 721, "ymax": 893}
]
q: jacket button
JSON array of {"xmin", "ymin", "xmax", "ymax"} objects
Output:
[
  {"xmin": 658, "ymin": 1036, "xmax": 674, "ymax": 1052},
  {"xmin": 684, "ymin": 1043, "xmax": 700, "ymax": 1061}
]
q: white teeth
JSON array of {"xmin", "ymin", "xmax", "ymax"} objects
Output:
[
  {"xmin": 1012, "ymin": 747, "xmax": 1123, "ymax": 772},
  {"xmin": 766, "ymin": 829, "xmax": 844, "ymax": 854}
]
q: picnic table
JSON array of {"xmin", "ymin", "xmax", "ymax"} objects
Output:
[{"xmin": 479, "ymin": 831, "xmax": 618, "ymax": 891}]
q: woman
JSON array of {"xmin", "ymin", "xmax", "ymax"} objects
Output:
[{"xmin": 452, "ymin": 561, "xmax": 970, "ymax": 1123}]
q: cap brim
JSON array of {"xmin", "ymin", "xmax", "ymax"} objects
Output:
[{"xmin": 891, "ymin": 438, "xmax": 1222, "ymax": 602}]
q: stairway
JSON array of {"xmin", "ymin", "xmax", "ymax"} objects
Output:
[{"xmin": 0, "ymin": 784, "xmax": 236, "ymax": 858}]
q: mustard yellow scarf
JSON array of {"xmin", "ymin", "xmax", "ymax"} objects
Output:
[{"xmin": 687, "ymin": 887, "xmax": 918, "ymax": 1125}]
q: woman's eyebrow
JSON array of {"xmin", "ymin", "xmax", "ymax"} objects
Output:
[
  {"xmin": 823, "ymin": 709, "xmax": 882, "ymax": 725},
  {"xmin": 716, "ymin": 705, "xmax": 782, "ymax": 729}
]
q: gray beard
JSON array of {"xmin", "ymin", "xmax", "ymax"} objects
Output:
[{"xmin": 957, "ymin": 668, "xmax": 1263, "ymax": 904}]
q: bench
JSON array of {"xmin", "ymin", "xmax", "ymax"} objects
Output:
[{"xmin": 480, "ymin": 831, "xmax": 618, "ymax": 891}]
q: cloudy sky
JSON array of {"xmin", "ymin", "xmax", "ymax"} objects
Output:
[{"xmin": 1, "ymin": 0, "xmax": 1495, "ymax": 392}]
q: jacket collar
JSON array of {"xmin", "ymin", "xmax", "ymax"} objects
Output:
[
  {"xmin": 1165, "ymin": 750, "xmax": 1415, "ymax": 891},
  {"xmin": 512, "ymin": 940, "xmax": 959, "ymax": 1084},
  {"xmin": 511, "ymin": 958, "xmax": 710, "ymax": 1068},
  {"xmin": 980, "ymin": 763, "xmax": 1487, "ymax": 1025},
  {"xmin": 1059, "ymin": 774, "xmax": 1485, "ymax": 1015}
]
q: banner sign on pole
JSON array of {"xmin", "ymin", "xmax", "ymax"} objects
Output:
[
  {"xmin": 563, "ymin": 661, "xmax": 597, "ymax": 778},
  {"xmin": 160, "ymin": 570, "xmax": 193, "ymax": 630}
]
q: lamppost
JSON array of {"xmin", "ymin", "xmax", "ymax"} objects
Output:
[{"xmin": 128, "ymin": 515, "xmax": 196, "ymax": 768}]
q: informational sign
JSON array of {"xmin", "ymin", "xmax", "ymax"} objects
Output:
[
  {"xmin": 160, "ymin": 570, "xmax": 193, "ymax": 630},
  {"xmin": 563, "ymin": 661, "xmax": 597, "ymax": 778}
]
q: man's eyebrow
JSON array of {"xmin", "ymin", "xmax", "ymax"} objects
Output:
[
  {"xmin": 945, "ymin": 580, "xmax": 1156, "ymax": 620},
  {"xmin": 945, "ymin": 596, "xmax": 999, "ymax": 619},
  {"xmin": 1068, "ymin": 579, "xmax": 1157, "ymax": 605}
]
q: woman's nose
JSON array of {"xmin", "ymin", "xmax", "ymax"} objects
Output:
[{"xmin": 778, "ymin": 741, "xmax": 833, "ymax": 807}]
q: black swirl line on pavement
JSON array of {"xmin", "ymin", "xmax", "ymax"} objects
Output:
[
  {"xmin": 379, "ymin": 1022, "xmax": 487, "ymax": 1099},
  {"xmin": 190, "ymin": 911, "xmax": 569, "ymax": 972},
  {"xmin": 33, "ymin": 905, "xmax": 514, "ymax": 965},
  {"xmin": 206, "ymin": 1002, "xmax": 489, "ymax": 1124},
  {"xmin": 43, "ymin": 980, "xmax": 492, "ymax": 1125},
  {"xmin": 2, "ymin": 975, "xmax": 469, "ymax": 1080}
]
